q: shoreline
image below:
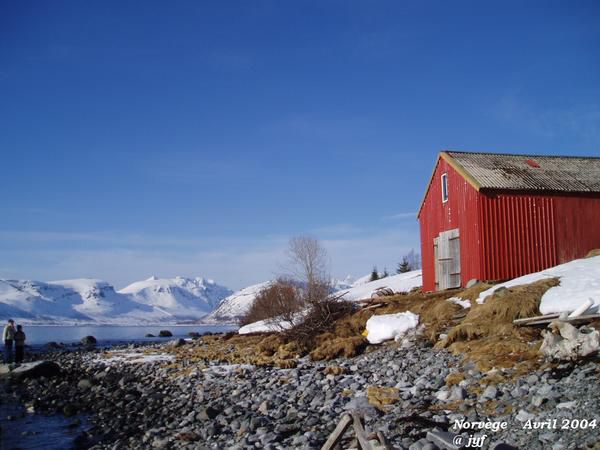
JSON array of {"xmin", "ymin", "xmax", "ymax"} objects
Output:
[{"xmin": 2, "ymin": 333, "xmax": 599, "ymax": 449}]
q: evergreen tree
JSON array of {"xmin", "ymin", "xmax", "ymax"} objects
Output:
[
  {"xmin": 382, "ymin": 267, "xmax": 389, "ymax": 278},
  {"xmin": 397, "ymin": 257, "xmax": 411, "ymax": 273},
  {"xmin": 370, "ymin": 266, "xmax": 379, "ymax": 281}
]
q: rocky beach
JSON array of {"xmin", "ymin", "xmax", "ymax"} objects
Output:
[{"xmin": 2, "ymin": 330, "xmax": 599, "ymax": 450}]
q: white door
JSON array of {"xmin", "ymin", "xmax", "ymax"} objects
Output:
[{"xmin": 435, "ymin": 229, "xmax": 461, "ymax": 290}]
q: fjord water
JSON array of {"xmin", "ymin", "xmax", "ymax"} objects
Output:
[{"xmin": 22, "ymin": 324, "xmax": 236, "ymax": 346}]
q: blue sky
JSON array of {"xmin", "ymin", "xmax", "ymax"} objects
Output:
[{"xmin": 1, "ymin": 1, "xmax": 599, "ymax": 289}]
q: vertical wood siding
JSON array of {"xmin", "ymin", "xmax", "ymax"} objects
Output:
[
  {"xmin": 553, "ymin": 195, "xmax": 600, "ymax": 263},
  {"xmin": 478, "ymin": 194, "xmax": 557, "ymax": 281}
]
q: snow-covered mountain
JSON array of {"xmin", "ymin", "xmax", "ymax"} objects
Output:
[
  {"xmin": 0, "ymin": 278, "xmax": 164, "ymax": 324},
  {"xmin": 0, "ymin": 276, "xmax": 232, "ymax": 325},
  {"xmin": 201, "ymin": 281, "xmax": 272, "ymax": 325},
  {"xmin": 119, "ymin": 276, "xmax": 232, "ymax": 320}
]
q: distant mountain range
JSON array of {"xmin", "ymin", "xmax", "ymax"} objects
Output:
[
  {"xmin": 0, "ymin": 276, "xmax": 232, "ymax": 325},
  {"xmin": 0, "ymin": 271, "xmax": 422, "ymax": 325}
]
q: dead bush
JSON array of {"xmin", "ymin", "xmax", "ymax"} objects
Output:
[
  {"xmin": 239, "ymin": 279, "xmax": 304, "ymax": 327},
  {"xmin": 284, "ymin": 296, "xmax": 356, "ymax": 352}
]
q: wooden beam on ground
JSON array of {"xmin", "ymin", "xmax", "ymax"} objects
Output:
[
  {"xmin": 516, "ymin": 314, "xmax": 600, "ymax": 327},
  {"xmin": 376, "ymin": 431, "xmax": 391, "ymax": 449},
  {"xmin": 321, "ymin": 414, "xmax": 353, "ymax": 450},
  {"xmin": 352, "ymin": 412, "xmax": 373, "ymax": 450},
  {"xmin": 513, "ymin": 313, "xmax": 560, "ymax": 325}
]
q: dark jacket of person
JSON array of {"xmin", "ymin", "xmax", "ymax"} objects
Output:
[{"xmin": 14, "ymin": 330, "xmax": 25, "ymax": 347}]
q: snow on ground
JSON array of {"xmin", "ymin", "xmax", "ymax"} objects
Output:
[
  {"xmin": 238, "ymin": 317, "xmax": 297, "ymax": 335},
  {"xmin": 447, "ymin": 297, "xmax": 471, "ymax": 309},
  {"xmin": 202, "ymin": 364, "xmax": 255, "ymax": 377},
  {"xmin": 97, "ymin": 350, "xmax": 175, "ymax": 365},
  {"xmin": 476, "ymin": 255, "xmax": 600, "ymax": 315},
  {"xmin": 337, "ymin": 270, "xmax": 422, "ymax": 301},
  {"xmin": 364, "ymin": 311, "xmax": 420, "ymax": 344}
]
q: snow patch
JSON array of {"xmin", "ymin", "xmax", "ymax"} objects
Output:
[
  {"xmin": 337, "ymin": 271, "xmax": 422, "ymax": 301},
  {"xmin": 365, "ymin": 311, "xmax": 420, "ymax": 344},
  {"xmin": 447, "ymin": 297, "xmax": 471, "ymax": 309},
  {"xmin": 98, "ymin": 350, "xmax": 175, "ymax": 365},
  {"xmin": 476, "ymin": 256, "xmax": 600, "ymax": 315}
]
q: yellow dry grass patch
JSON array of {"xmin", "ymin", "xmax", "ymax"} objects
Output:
[
  {"xmin": 366, "ymin": 386, "xmax": 400, "ymax": 411},
  {"xmin": 324, "ymin": 365, "xmax": 348, "ymax": 375},
  {"xmin": 439, "ymin": 278, "xmax": 559, "ymax": 371},
  {"xmin": 310, "ymin": 336, "xmax": 366, "ymax": 360},
  {"xmin": 586, "ymin": 248, "xmax": 600, "ymax": 258},
  {"xmin": 445, "ymin": 371, "xmax": 466, "ymax": 386}
]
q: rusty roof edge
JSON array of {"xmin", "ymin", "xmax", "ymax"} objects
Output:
[
  {"xmin": 445, "ymin": 149, "xmax": 600, "ymax": 160},
  {"xmin": 440, "ymin": 152, "xmax": 482, "ymax": 192}
]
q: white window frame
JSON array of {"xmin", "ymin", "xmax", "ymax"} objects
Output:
[{"xmin": 441, "ymin": 173, "xmax": 448, "ymax": 203}]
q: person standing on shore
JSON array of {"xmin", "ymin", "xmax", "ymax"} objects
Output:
[
  {"xmin": 14, "ymin": 324, "xmax": 26, "ymax": 364},
  {"xmin": 3, "ymin": 319, "xmax": 15, "ymax": 364}
]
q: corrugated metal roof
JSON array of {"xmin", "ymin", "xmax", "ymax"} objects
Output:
[{"xmin": 445, "ymin": 151, "xmax": 600, "ymax": 193}]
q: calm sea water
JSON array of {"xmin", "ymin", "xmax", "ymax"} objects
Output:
[{"xmin": 21, "ymin": 324, "xmax": 237, "ymax": 346}]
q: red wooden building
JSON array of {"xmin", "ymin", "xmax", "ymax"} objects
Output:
[{"xmin": 418, "ymin": 151, "xmax": 600, "ymax": 292}]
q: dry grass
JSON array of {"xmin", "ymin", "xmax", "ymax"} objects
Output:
[
  {"xmin": 324, "ymin": 365, "xmax": 348, "ymax": 375},
  {"xmin": 366, "ymin": 386, "xmax": 400, "ymax": 411},
  {"xmin": 439, "ymin": 278, "xmax": 559, "ymax": 371},
  {"xmin": 310, "ymin": 336, "xmax": 366, "ymax": 361},
  {"xmin": 445, "ymin": 372, "xmax": 466, "ymax": 386},
  {"xmin": 586, "ymin": 248, "xmax": 600, "ymax": 258}
]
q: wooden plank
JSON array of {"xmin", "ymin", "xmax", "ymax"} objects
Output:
[
  {"xmin": 518, "ymin": 314, "xmax": 600, "ymax": 327},
  {"xmin": 352, "ymin": 413, "xmax": 373, "ymax": 450},
  {"xmin": 376, "ymin": 431, "xmax": 391, "ymax": 449},
  {"xmin": 513, "ymin": 313, "xmax": 561, "ymax": 324},
  {"xmin": 449, "ymin": 229, "xmax": 461, "ymax": 289},
  {"xmin": 321, "ymin": 414, "xmax": 353, "ymax": 450}
]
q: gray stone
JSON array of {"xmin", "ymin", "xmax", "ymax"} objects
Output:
[
  {"xmin": 80, "ymin": 335, "xmax": 97, "ymax": 346},
  {"xmin": 481, "ymin": 385, "xmax": 498, "ymax": 401},
  {"xmin": 449, "ymin": 386, "xmax": 467, "ymax": 401},
  {"xmin": 77, "ymin": 379, "xmax": 92, "ymax": 390},
  {"xmin": 426, "ymin": 430, "xmax": 462, "ymax": 450},
  {"xmin": 0, "ymin": 361, "xmax": 61, "ymax": 380}
]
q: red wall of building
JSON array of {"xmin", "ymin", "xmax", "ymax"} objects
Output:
[
  {"xmin": 478, "ymin": 194, "xmax": 557, "ymax": 282},
  {"xmin": 418, "ymin": 158, "xmax": 482, "ymax": 292},
  {"xmin": 553, "ymin": 195, "xmax": 600, "ymax": 263}
]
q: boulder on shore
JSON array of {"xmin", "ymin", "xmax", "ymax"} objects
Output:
[
  {"xmin": 0, "ymin": 361, "xmax": 61, "ymax": 380},
  {"xmin": 80, "ymin": 336, "xmax": 97, "ymax": 346}
]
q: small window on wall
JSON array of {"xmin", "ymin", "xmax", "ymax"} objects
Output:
[{"xmin": 441, "ymin": 173, "xmax": 448, "ymax": 203}]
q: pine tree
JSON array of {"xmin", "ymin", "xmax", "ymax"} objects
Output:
[
  {"xmin": 370, "ymin": 266, "xmax": 379, "ymax": 281},
  {"xmin": 382, "ymin": 267, "xmax": 389, "ymax": 278},
  {"xmin": 397, "ymin": 257, "xmax": 411, "ymax": 273}
]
